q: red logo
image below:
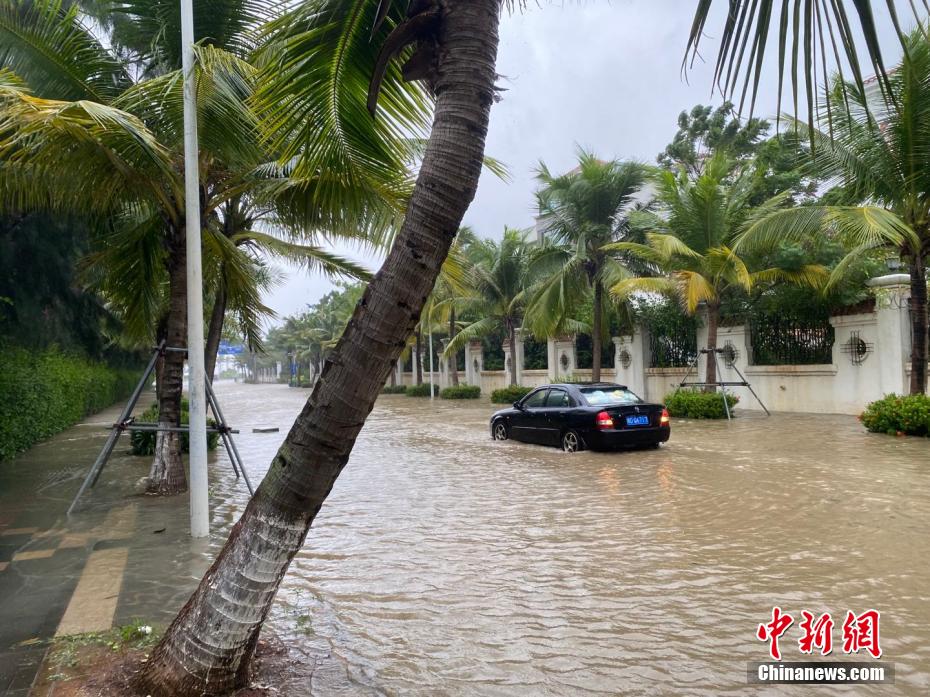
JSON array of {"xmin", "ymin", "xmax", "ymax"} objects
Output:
[
  {"xmin": 798, "ymin": 611, "xmax": 834, "ymax": 655},
  {"xmin": 758, "ymin": 608, "xmax": 881, "ymax": 660},
  {"xmin": 757, "ymin": 607, "xmax": 794, "ymax": 660},
  {"xmin": 842, "ymin": 610, "xmax": 882, "ymax": 659}
]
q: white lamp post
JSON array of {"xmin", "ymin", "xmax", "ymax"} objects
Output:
[{"xmin": 181, "ymin": 0, "xmax": 209, "ymax": 538}]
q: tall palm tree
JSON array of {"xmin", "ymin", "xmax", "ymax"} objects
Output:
[
  {"xmin": 443, "ymin": 228, "xmax": 529, "ymax": 386},
  {"xmin": 137, "ymin": 3, "xmax": 925, "ymax": 694},
  {"xmin": 609, "ymin": 155, "xmax": 826, "ymax": 388},
  {"xmin": 425, "ymin": 228, "xmax": 476, "ymax": 387},
  {"xmin": 737, "ymin": 28, "xmax": 930, "ymax": 394},
  {"xmin": 525, "ymin": 152, "xmax": 649, "ymax": 381},
  {"xmin": 0, "ymin": 0, "xmax": 422, "ymax": 494}
]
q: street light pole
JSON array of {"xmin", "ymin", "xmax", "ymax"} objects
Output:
[{"xmin": 181, "ymin": 0, "xmax": 209, "ymax": 538}]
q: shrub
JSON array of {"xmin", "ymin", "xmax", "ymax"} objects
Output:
[
  {"xmin": 129, "ymin": 399, "xmax": 221, "ymax": 455},
  {"xmin": 440, "ymin": 385, "xmax": 481, "ymax": 400},
  {"xmin": 664, "ymin": 390, "xmax": 739, "ymax": 419},
  {"xmin": 860, "ymin": 394, "xmax": 930, "ymax": 437},
  {"xmin": 405, "ymin": 383, "xmax": 439, "ymax": 397},
  {"xmin": 381, "ymin": 385, "xmax": 408, "ymax": 394},
  {"xmin": 0, "ymin": 345, "xmax": 140, "ymax": 461},
  {"xmin": 491, "ymin": 385, "xmax": 533, "ymax": 404}
]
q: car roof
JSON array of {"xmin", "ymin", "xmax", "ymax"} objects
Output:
[{"xmin": 544, "ymin": 382, "xmax": 629, "ymax": 390}]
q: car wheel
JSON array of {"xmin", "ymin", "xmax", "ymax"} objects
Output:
[
  {"xmin": 492, "ymin": 421, "xmax": 509, "ymax": 441},
  {"xmin": 561, "ymin": 430, "xmax": 584, "ymax": 453}
]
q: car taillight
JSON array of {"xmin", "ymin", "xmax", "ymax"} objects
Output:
[
  {"xmin": 596, "ymin": 411, "xmax": 613, "ymax": 430},
  {"xmin": 660, "ymin": 408, "xmax": 670, "ymax": 425}
]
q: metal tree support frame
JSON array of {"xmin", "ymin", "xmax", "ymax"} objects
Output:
[
  {"xmin": 676, "ymin": 347, "xmax": 770, "ymax": 420},
  {"xmin": 67, "ymin": 342, "xmax": 254, "ymax": 516}
]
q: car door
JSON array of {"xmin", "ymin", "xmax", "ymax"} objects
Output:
[
  {"xmin": 510, "ymin": 388, "xmax": 549, "ymax": 443},
  {"xmin": 538, "ymin": 388, "xmax": 572, "ymax": 446}
]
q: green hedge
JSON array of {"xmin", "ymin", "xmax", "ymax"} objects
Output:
[
  {"xmin": 491, "ymin": 385, "xmax": 533, "ymax": 404},
  {"xmin": 129, "ymin": 399, "xmax": 220, "ymax": 455},
  {"xmin": 0, "ymin": 346, "xmax": 139, "ymax": 461},
  {"xmin": 405, "ymin": 383, "xmax": 439, "ymax": 397},
  {"xmin": 860, "ymin": 394, "xmax": 930, "ymax": 437},
  {"xmin": 440, "ymin": 385, "xmax": 481, "ymax": 400},
  {"xmin": 664, "ymin": 390, "xmax": 739, "ymax": 419},
  {"xmin": 381, "ymin": 385, "xmax": 407, "ymax": 394}
]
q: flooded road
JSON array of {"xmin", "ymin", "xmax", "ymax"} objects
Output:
[{"xmin": 2, "ymin": 381, "xmax": 929, "ymax": 695}]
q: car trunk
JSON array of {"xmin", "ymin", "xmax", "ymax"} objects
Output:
[{"xmin": 604, "ymin": 404, "xmax": 664, "ymax": 429}]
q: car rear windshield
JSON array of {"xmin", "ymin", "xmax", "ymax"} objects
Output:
[{"xmin": 579, "ymin": 387, "xmax": 643, "ymax": 406}]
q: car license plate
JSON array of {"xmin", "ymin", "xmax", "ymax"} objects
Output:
[{"xmin": 626, "ymin": 415, "xmax": 650, "ymax": 427}]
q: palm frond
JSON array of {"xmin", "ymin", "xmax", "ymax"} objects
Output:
[
  {"xmin": 0, "ymin": 0, "xmax": 132, "ymax": 102},
  {"xmin": 685, "ymin": 1, "xmax": 925, "ymax": 126},
  {"xmin": 0, "ymin": 83, "xmax": 177, "ymax": 217},
  {"xmin": 235, "ymin": 230, "xmax": 373, "ymax": 281},
  {"xmin": 254, "ymin": 0, "xmax": 431, "ymax": 210}
]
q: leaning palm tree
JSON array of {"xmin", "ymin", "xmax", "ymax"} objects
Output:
[
  {"xmin": 609, "ymin": 155, "xmax": 827, "ymax": 389},
  {"xmin": 737, "ymin": 27, "xmax": 930, "ymax": 394},
  {"xmin": 137, "ymin": 2, "xmax": 927, "ymax": 694},
  {"xmin": 444, "ymin": 228, "xmax": 531, "ymax": 386},
  {"xmin": 525, "ymin": 152, "xmax": 649, "ymax": 382}
]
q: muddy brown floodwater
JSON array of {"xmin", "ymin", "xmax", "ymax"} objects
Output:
[{"xmin": 1, "ymin": 381, "xmax": 928, "ymax": 696}]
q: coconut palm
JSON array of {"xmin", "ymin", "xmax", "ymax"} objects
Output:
[
  {"xmin": 524, "ymin": 152, "xmax": 649, "ymax": 381},
  {"xmin": 443, "ymin": 228, "xmax": 531, "ymax": 386},
  {"xmin": 0, "ymin": 0, "xmax": 423, "ymax": 494},
  {"xmin": 609, "ymin": 154, "xmax": 827, "ymax": 389},
  {"xmin": 737, "ymin": 28, "xmax": 930, "ymax": 394},
  {"xmin": 422, "ymin": 227, "xmax": 477, "ymax": 387},
  {"xmin": 136, "ymin": 2, "xmax": 926, "ymax": 694}
]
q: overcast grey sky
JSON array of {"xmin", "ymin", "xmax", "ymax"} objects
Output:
[{"xmin": 263, "ymin": 1, "xmax": 907, "ymax": 321}]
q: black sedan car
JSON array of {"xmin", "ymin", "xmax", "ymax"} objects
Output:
[{"xmin": 490, "ymin": 383, "xmax": 670, "ymax": 453}]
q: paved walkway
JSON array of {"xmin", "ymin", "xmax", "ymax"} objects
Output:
[{"xmin": 0, "ymin": 389, "xmax": 255, "ymax": 696}]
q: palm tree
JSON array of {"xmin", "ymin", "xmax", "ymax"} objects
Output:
[
  {"xmin": 525, "ymin": 152, "xmax": 649, "ymax": 382},
  {"xmin": 425, "ymin": 228, "xmax": 476, "ymax": 387},
  {"xmin": 0, "ymin": 0, "xmax": 421, "ymax": 494},
  {"xmin": 137, "ymin": 3, "xmax": 925, "ymax": 693},
  {"xmin": 443, "ymin": 229, "xmax": 530, "ymax": 386},
  {"xmin": 609, "ymin": 155, "xmax": 826, "ymax": 389},
  {"xmin": 737, "ymin": 28, "xmax": 930, "ymax": 394}
]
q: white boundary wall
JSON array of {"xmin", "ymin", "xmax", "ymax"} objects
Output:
[{"xmin": 392, "ymin": 275, "xmax": 923, "ymax": 414}]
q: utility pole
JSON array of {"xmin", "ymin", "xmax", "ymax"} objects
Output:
[{"xmin": 181, "ymin": 0, "xmax": 209, "ymax": 538}]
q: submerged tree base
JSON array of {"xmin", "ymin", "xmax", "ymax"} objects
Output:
[
  {"xmin": 145, "ymin": 430, "xmax": 188, "ymax": 496},
  {"xmin": 33, "ymin": 632, "xmax": 299, "ymax": 697}
]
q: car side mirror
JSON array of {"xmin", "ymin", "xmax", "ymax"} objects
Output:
[{"xmin": 513, "ymin": 401, "xmax": 524, "ymax": 410}]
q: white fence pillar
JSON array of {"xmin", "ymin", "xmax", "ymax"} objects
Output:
[
  {"xmin": 547, "ymin": 335, "xmax": 576, "ymax": 381},
  {"xmin": 465, "ymin": 341, "xmax": 484, "ymax": 387},
  {"xmin": 613, "ymin": 334, "xmax": 647, "ymax": 396},
  {"xmin": 867, "ymin": 273, "xmax": 912, "ymax": 395},
  {"xmin": 502, "ymin": 329, "xmax": 526, "ymax": 385}
]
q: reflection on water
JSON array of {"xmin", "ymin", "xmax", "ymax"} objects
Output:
[{"xmin": 2, "ymin": 382, "xmax": 929, "ymax": 695}]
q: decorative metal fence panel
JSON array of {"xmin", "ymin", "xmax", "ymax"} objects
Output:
[
  {"xmin": 524, "ymin": 337, "xmax": 548, "ymax": 370},
  {"xmin": 749, "ymin": 316, "xmax": 835, "ymax": 365},
  {"xmin": 649, "ymin": 326, "xmax": 697, "ymax": 368},
  {"xmin": 576, "ymin": 334, "xmax": 615, "ymax": 369}
]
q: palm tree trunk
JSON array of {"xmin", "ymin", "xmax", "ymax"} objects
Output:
[
  {"xmin": 704, "ymin": 302, "xmax": 719, "ymax": 394},
  {"xmin": 909, "ymin": 254, "xmax": 928, "ymax": 395},
  {"xmin": 146, "ymin": 233, "xmax": 188, "ymax": 496},
  {"xmin": 134, "ymin": 4, "xmax": 500, "ymax": 694},
  {"xmin": 415, "ymin": 329, "xmax": 423, "ymax": 385},
  {"xmin": 592, "ymin": 280, "xmax": 603, "ymax": 383},
  {"xmin": 449, "ymin": 309, "xmax": 459, "ymax": 386},
  {"xmin": 205, "ymin": 279, "xmax": 226, "ymax": 386},
  {"xmin": 389, "ymin": 360, "xmax": 397, "ymax": 388}
]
